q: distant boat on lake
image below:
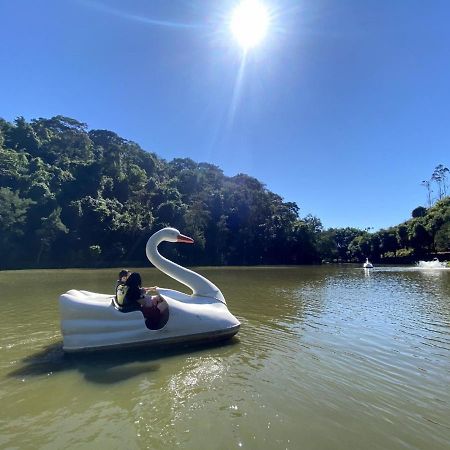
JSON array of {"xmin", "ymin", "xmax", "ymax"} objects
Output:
[{"xmin": 416, "ymin": 257, "xmax": 448, "ymax": 269}]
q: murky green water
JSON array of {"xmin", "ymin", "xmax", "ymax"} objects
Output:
[{"xmin": 1, "ymin": 266, "xmax": 449, "ymax": 449}]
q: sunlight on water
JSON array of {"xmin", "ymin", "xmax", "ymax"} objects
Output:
[{"xmin": 1, "ymin": 266, "xmax": 449, "ymax": 449}]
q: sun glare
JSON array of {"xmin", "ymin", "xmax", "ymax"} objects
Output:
[{"xmin": 230, "ymin": 0, "xmax": 269, "ymax": 50}]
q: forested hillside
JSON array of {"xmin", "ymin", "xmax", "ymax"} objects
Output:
[
  {"xmin": 0, "ymin": 116, "xmax": 320, "ymax": 268},
  {"xmin": 0, "ymin": 116, "xmax": 448, "ymax": 269}
]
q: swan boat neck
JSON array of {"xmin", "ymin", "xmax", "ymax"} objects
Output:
[{"xmin": 59, "ymin": 228, "xmax": 240, "ymax": 352}]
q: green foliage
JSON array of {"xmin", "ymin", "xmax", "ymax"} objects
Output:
[
  {"xmin": 0, "ymin": 187, "xmax": 35, "ymax": 266},
  {"xmin": 412, "ymin": 206, "xmax": 427, "ymax": 218},
  {"xmin": 344, "ymin": 197, "xmax": 450, "ymax": 262},
  {"xmin": 88, "ymin": 245, "xmax": 102, "ymax": 264},
  {"xmin": 0, "ymin": 115, "xmax": 322, "ymax": 268},
  {"xmin": 0, "ymin": 187, "xmax": 34, "ymax": 234},
  {"xmin": 1, "ymin": 115, "xmax": 448, "ymax": 268},
  {"xmin": 434, "ymin": 223, "xmax": 450, "ymax": 251},
  {"xmin": 36, "ymin": 207, "xmax": 69, "ymax": 264},
  {"xmin": 348, "ymin": 233, "xmax": 372, "ymax": 261},
  {"xmin": 396, "ymin": 248, "xmax": 415, "ymax": 258}
]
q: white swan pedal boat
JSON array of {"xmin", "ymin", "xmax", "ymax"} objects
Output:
[{"xmin": 59, "ymin": 228, "xmax": 240, "ymax": 352}]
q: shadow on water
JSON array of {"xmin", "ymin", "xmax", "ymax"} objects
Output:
[{"xmin": 7, "ymin": 337, "xmax": 240, "ymax": 384}]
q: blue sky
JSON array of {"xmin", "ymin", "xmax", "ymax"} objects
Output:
[{"xmin": 1, "ymin": 0, "xmax": 449, "ymax": 230}]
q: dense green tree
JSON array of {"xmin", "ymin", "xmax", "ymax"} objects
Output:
[
  {"xmin": 0, "ymin": 188, "xmax": 35, "ymax": 265},
  {"xmin": 316, "ymin": 230, "xmax": 339, "ymax": 262},
  {"xmin": 36, "ymin": 208, "xmax": 69, "ymax": 264},
  {"xmin": 329, "ymin": 227, "xmax": 363, "ymax": 261},
  {"xmin": 435, "ymin": 222, "xmax": 450, "ymax": 251},
  {"xmin": 408, "ymin": 220, "xmax": 432, "ymax": 255},
  {"xmin": 376, "ymin": 228, "xmax": 399, "ymax": 256},
  {"xmin": 0, "ymin": 187, "xmax": 34, "ymax": 236},
  {"xmin": 0, "ymin": 115, "xmax": 448, "ymax": 269},
  {"xmin": 0, "ymin": 147, "xmax": 29, "ymax": 190},
  {"xmin": 6, "ymin": 117, "xmax": 41, "ymax": 156},
  {"xmin": 412, "ymin": 206, "xmax": 427, "ymax": 218},
  {"xmin": 348, "ymin": 233, "xmax": 372, "ymax": 261},
  {"xmin": 396, "ymin": 224, "xmax": 409, "ymax": 249}
]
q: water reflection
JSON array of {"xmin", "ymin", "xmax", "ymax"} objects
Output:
[
  {"xmin": 7, "ymin": 339, "xmax": 239, "ymax": 384},
  {"xmin": 1, "ymin": 267, "xmax": 450, "ymax": 450}
]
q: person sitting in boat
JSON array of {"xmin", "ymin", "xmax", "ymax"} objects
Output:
[
  {"xmin": 115, "ymin": 269, "xmax": 130, "ymax": 306},
  {"xmin": 116, "ymin": 271, "xmax": 162, "ymax": 311},
  {"xmin": 116, "ymin": 269, "xmax": 130, "ymax": 289}
]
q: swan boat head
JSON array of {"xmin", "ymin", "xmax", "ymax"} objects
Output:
[
  {"xmin": 146, "ymin": 227, "xmax": 227, "ymax": 304},
  {"xmin": 59, "ymin": 227, "xmax": 240, "ymax": 352}
]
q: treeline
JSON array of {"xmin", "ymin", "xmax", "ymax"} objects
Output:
[
  {"xmin": 0, "ymin": 115, "xmax": 449, "ymax": 269},
  {"xmin": 317, "ymin": 197, "xmax": 450, "ymax": 263}
]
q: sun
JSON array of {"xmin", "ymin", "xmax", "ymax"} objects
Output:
[{"xmin": 230, "ymin": 0, "xmax": 269, "ymax": 50}]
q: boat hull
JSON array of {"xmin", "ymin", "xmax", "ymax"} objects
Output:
[{"xmin": 59, "ymin": 290, "xmax": 240, "ymax": 353}]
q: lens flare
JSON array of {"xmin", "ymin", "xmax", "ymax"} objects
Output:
[{"xmin": 230, "ymin": 0, "xmax": 269, "ymax": 49}]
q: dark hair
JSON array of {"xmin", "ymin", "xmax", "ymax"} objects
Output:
[
  {"xmin": 118, "ymin": 269, "xmax": 129, "ymax": 279},
  {"xmin": 125, "ymin": 272, "xmax": 143, "ymax": 302}
]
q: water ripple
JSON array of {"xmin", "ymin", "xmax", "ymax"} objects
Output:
[{"xmin": 1, "ymin": 266, "xmax": 450, "ymax": 449}]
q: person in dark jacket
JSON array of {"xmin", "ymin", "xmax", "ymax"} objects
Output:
[{"xmin": 116, "ymin": 272, "xmax": 162, "ymax": 311}]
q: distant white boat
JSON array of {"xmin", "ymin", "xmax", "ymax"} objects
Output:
[
  {"xmin": 363, "ymin": 258, "xmax": 373, "ymax": 269},
  {"xmin": 416, "ymin": 257, "xmax": 448, "ymax": 269}
]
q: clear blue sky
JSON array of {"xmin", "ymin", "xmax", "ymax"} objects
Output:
[{"xmin": 1, "ymin": 0, "xmax": 449, "ymax": 230}]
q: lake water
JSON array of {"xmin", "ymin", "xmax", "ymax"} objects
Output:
[{"xmin": 0, "ymin": 266, "xmax": 449, "ymax": 449}]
